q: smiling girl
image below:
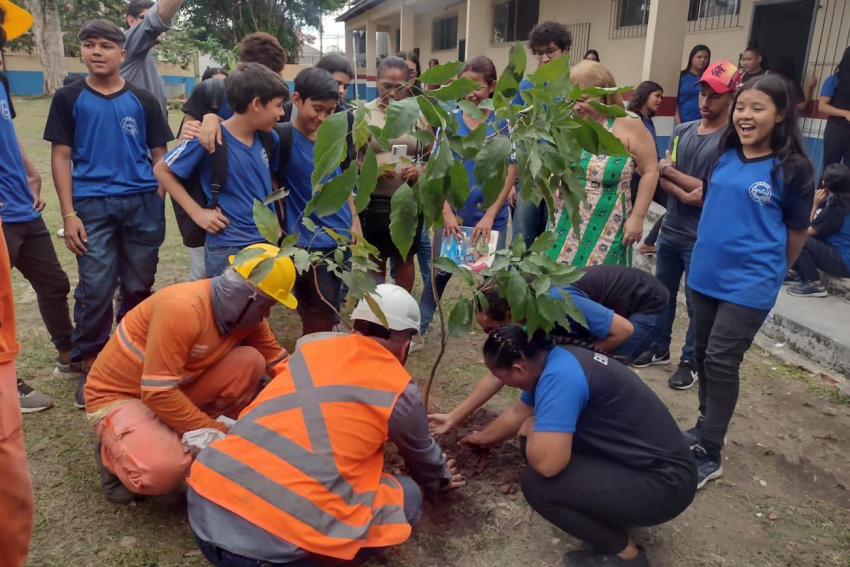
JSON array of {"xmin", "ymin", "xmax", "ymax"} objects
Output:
[{"xmin": 685, "ymin": 75, "xmax": 814, "ymax": 488}]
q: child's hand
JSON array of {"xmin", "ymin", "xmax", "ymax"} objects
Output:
[
  {"xmin": 442, "ymin": 210, "xmax": 464, "ymax": 242},
  {"xmin": 192, "ymin": 207, "xmax": 229, "ymax": 234},
  {"xmin": 63, "ymin": 215, "xmax": 88, "ymax": 256},
  {"xmin": 181, "ymin": 120, "xmax": 202, "ymax": 141},
  {"xmin": 200, "ymin": 114, "xmax": 223, "ymax": 154},
  {"xmin": 815, "ymin": 188, "xmax": 828, "ymax": 206},
  {"xmin": 472, "ymin": 214, "xmax": 494, "ymax": 245}
]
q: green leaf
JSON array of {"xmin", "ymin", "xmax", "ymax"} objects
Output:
[
  {"xmin": 324, "ymin": 228, "xmax": 351, "ymax": 245},
  {"xmin": 448, "ymin": 297, "xmax": 474, "ymax": 337},
  {"xmin": 263, "ymin": 188, "xmax": 288, "ymax": 205},
  {"xmin": 253, "ymin": 200, "xmax": 279, "ymax": 244},
  {"xmin": 568, "ymin": 82, "xmax": 582, "ymax": 101},
  {"xmin": 428, "ymin": 77, "xmax": 483, "ymax": 101},
  {"xmin": 529, "ymin": 231, "xmax": 557, "ymax": 253},
  {"xmin": 230, "ymin": 246, "xmax": 266, "ymax": 268},
  {"xmin": 293, "ymin": 248, "xmax": 312, "ymax": 273},
  {"xmin": 587, "ymin": 118, "xmax": 629, "ymax": 156},
  {"xmin": 364, "ymin": 293, "xmax": 390, "ymax": 328},
  {"xmin": 417, "ymin": 96, "xmax": 450, "ymax": 129},
  {"xmin": 580, "ymin": 85, "xmax": 633, "ymax": 98},
  {"xmin": 472, "ymin": 135, "xmax": 512, "ymax": 186},
  {"xmin": 306, "ymin": 162, "xmax": 358, "ymax": 217},
  {"xmin": 432, "ymin": 256, "xmax": 465, "ymax": 275},
  {"xmin": 461, "ymin": 122, "xmax": 488, "ymax": 158},
  {"xmin": 390, "ymin": 183, "xmax": 418, "ymax": 259},
  {"xmin": 447, "ymin": 160, "xmax": 470, "ymax": 210},
  {"xmin": 495, "ymin": 71, "xmax": 519, "ymax": 101},
  {"xmin": 421, "ymin": 177, "xmax": 448, "ymax": 228},
  {"xmin": 506, "ymin": 270, "xmax": 528, "ymax": 321},
  {"xmin": 354, "ymin": 146, "xmax": 378, "ymax": 214},
  {"xmin": 554, "ymin": 287, "xmax": 588, "ymax": 330},
  {"xmin": 419, "ymin": 60, "xmax": 464, "ymax": 85},
  {"xmin": 247, "ymin": 257, "xmax": 275, "ymax": 285},
  {"xmin": 311, "ymin": 141, "xmax": 346, "ymax": 188},
  {"xmin": 429, "ymin": 133, "xmax": 455, "ymax": 180},
  {"xmin": 314, "ymin": 111, "xmax": 349, "ymax": 166},
  {"xmin": 412, "ymin": 129, "xmax": 435, "ymax": 147},
  {"xmin": 383, "ymin": 97, "xmax": 421, "ymax": 140},
  {"xmin": 474, "ymin": 290, "xmax": 490, "ymax": 315},
  {"xmin": 478, "ymin": 99, "xmax": 495, "ymax": 112},
  {"xmin": 588, "ymin": 100, "xmax": 629, "ymax": 118},
  {"xmin": 508, "ymin": 42, "xmax": 527, "ymax": 78},
  {"xmin": 456, "ymin": 100, "xmax": 484, "ymax": 120},
  {"xmin": 353, "ymin": 101, "xmax": 370, "ymax": 151},
  {"xmin": 530, "ymin": 53, "xmax": 571, "ymax": 83},
  {"xmin": 531, "ymin": 275, "xmax": 551, "ymax": 296},
  {"xmin": 278, "ymin": 234, "xmax": 299, "ymax": 256},
  {"xmin": 302, "ymin": 217, "xmax": 317, "ymax": 233},
  {"xmin": 570, "ymin": 116, "xmax": 600, "ymax": 155}
]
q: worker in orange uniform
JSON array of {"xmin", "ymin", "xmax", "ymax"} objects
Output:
[
  {"xmin": 84, "ymin": 243, "xmax": 297, "ymax": 504},
  {"xmin": 0, "ymin": 2, "xmax": 37, "ymax": 565},
  {"xmin": 187, "ymin": 283, "xmax": 465, "ymax": 566}
]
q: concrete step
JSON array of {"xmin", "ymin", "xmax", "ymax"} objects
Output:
[{"xmin": 636, "ymin": 208, "xmax": 850, "ymax": 380}]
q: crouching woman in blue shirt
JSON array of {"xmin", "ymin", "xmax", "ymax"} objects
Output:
[
  {"xmin": 686, "ymin": 75, "xmax": 815, "ymax": 488},
  {"xmin": 464, "ymin": 325, "xmax": 696, "ymax": 567}
]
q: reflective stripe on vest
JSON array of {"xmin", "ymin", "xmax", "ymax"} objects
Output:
[{"xmin": 189, "ymin": 344, "xmax": 412, "ymax": 559}]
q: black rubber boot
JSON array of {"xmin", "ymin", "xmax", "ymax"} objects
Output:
[{"xmin": 94, "ymin": 442, "xmax": 135, "ymax": 505}]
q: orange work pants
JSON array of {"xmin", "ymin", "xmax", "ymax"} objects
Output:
[
  {"xmin": 94, "ymin": 346, "xmax": 265, "ymax": 496},
  {"xmin": 0, "ymin": 362, "xmax": 34, "ymax": 567}
]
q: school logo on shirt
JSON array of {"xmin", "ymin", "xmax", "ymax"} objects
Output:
[
  {"xmin": 748, "ymin": 181, "xmax": 772, "ymax": 206},
  {"xmin": 261, "ymin": 148, "xmax": 269, "ymax": 167},
  {"xmin": 593, "ymin": 352, "xmax": 609, "ymax": 366},
  {"xmin": 0, "ymin": 99, "xmax": 10, "ymax": 121},
  {"xmin": 121, "ymin": 116, "xmax": 139, "ymax": 136}
]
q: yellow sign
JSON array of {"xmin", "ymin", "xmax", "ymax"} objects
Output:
[{"xmin": 0, "ymin": 0, "xmax": 35, "ymax": 41}]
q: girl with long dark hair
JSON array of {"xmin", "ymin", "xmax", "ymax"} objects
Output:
[
  {"xmin": 629, "ymin": 81, "xmax": 666, "ymax": 254},
  {"xmin": 676, "ymin": 44, "xmax": 710, "ymax": 123},
  {"xmin": 463, "ymin": 324, "xmax": 696, "ymax": 567},
  {"xmin": 818, "ymin": 46, "xmax": 850, "ymax": 168},
  {"xmin": 739, "ymin": 42, "xmax": 768, "ymax": 86},
  {"xmin": 686, "ymin": 74, "xmax": 814, "ymax": 488}
]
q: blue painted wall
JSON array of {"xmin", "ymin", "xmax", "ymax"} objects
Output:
[{"xmin": 5, "ymin": 69, "xmax": 196, "ymax": 96}]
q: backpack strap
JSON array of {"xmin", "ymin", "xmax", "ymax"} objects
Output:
[
  {"xmin": 208, "ymin": 78, "xmax": 225, "ymax": 112},
  {"xmin": 270, "ymin": 123, "xmax": 294, "ymax": 241},
  {"xmin": 209, "ymin": 139, "xmax": 228, "ymax": 210}
]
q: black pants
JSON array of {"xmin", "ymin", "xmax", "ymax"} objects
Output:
[
  {"xmin": 823, "ymin": 120, "xmax": 850, "ymax": 170},
  {"xmin": 644, "ymin": 214, "xmax": 664, "ymax": 247},
  {"xmin": 692, "ymin": 290, "xmax": 770, "ymax": 454},
  {"xmin": 520, "ymin": 449, "xmax": 696, "ymax": 555},
  {"xmin": 792, "ymin": 237, "xmax": 850, "ymax": 282},
  {"xmin": 3, "ymin": 217, "xmax": 73, "ymax": 352}
]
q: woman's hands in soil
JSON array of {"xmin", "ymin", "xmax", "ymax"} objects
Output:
[
  {"xmin": 460, "ymin": 430, "xmax": 497, "ymax": 448},
  {"xmin": 428, "ymin": 413, "xmax": 456, "ymax": 436},
  {"xmin": 442, "ymin": 458, "xmax": 466, "ymax": 492}
]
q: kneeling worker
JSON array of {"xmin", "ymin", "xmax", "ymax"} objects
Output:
[
  {"xmin": 187, "ymin": 284, "xmax": 464, "ymax": 566},
  {"xmin": 84, "ymin": 244, "xmax": 296, "ymax": 504}
]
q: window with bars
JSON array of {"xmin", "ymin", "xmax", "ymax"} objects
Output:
[
  {"xmin": 610, "ymin": 0, "xmax": 649, "ymax": 39},
  {"xmin": 491, "ymin": 0, "xmax": 540, "ymax": 45},
  {"xmin": 564, "ymin": 22, "xmax": 592, "ymax": 66},
  {"xmin": 687, "ymin": 0, "xmax": 741, "ymax": 31},
  {"xmin": 432, "ymin": 14, "xmax": 458, "ymax": 52}
]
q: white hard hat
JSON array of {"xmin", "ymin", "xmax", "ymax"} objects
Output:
[{"xmin": 352, "ymin": 283, "xmax": 421, "ymax": 334}]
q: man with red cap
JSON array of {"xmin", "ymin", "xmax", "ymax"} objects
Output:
[{"xmin": 632, "ymin": 61, "xmax": 740, "ymax": 392}]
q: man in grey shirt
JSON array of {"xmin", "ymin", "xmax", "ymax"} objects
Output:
[
  {"xmin": 631, "ymin": 61, "xmax": 739, "ymax": 391},
  {"xmin": 122, "ymin": 0, "xmax": 187, "ymax": 114}
]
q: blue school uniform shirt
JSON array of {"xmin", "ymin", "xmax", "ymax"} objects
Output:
[
  {"xmin": 547, "ymin": 285, "xmax": 614, "ymax": 339},
  {"xmin": 450, "ymin": 109, "xmax": 511, "ymax": 231},
  {"xmin": 677, "ymin": 73, "xmax": 701, "ymax": 123},
  {"xmin": 43, "ymin": 79, "xmax": 173, "ymax": 198},
  {"xmin": 512, "ymin": 78, "xmax": 533, "ymax": 105},
  {"xmin": 821, "ymin": 75, "xmax": 839, "ymax": 98},
  {"xmin": 164, "ymin": 127, "xmax": 280, "ymax": 248},
  {"xmin": 0, "ymin": 73, "xmax": 39, "ymax": 224},
  {"xmin": 520, "ymin": 347, "xmax": 589, "ymax": 433},
  {"xmin": 284, "ymin": 127, "xmax": 347, "ymax": 249},
  {"xmin": 688, "ymin": 148, "xmax": 813, "ymax": 310}
]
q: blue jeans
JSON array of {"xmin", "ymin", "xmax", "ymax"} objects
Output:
[
  {"xmin": 205, "ymin": 242, "xmax": 245, "ymax": 278},
  {"xmin": 612, "ymin": 312, "xmax": 659, "ymax": 364},
  {"xmin": 512, "ymin": 192, "xmax": 548, "ymax": 248},
  {"xmin": 652, "ymin": 236, "xmax": 695, "ymax": 363},
  {"xmin": 72, "ymin": 192, "xmax": 165, "ymax": 360},
  {"xmin": 193, "ymin": 475, "xmax": 422, "ymax": 567},
  {"xmin": 419, "ymin": 229, "xmax": 507, "ymax": 336}
]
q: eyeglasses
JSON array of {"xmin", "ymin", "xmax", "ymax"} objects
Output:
[{"xmin": 533, "ymin": 48, "xmax": 561, "ymax": 60}]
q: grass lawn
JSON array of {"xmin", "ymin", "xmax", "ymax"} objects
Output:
[{"xmin": 10, "ymin": 95, "xmax": 850, "ymax": 567}]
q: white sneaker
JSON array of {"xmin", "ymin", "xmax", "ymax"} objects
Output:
[
  {"xmin": 409, "ymin": 334, "xmax": 425, "ymax": 354},
  {"xmin": 56, "ymin": 228, "xmax": 65, "ymax": 238}
]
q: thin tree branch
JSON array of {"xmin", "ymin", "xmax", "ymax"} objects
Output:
[{"xmin": 423, "ymin": 229, "xmax": 447, "ymax": 412}]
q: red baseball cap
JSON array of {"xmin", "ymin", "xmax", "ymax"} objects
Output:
[{"xmin": 695, "ymin": 61, "xmax": 741, "ymax": 94}]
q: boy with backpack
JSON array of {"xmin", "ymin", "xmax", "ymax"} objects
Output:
[
  {"xmin": 155, "ymin": 62, "xmax": 288, "ymax": 277},
  {"xmin": 44, "ymin": 19, "xmax": 174, "ymax": 408}
]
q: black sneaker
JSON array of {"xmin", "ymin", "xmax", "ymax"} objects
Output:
[
  {"xmin": 693, "ymin": 445, "xmax": 723, "ymax": 489},
  {"xmin": 782, "ymin": 271, "xmax": 802, "ymax": 285},
  {"xmin": 74, "ymin": 372, "xmax": 87, "ymax": 410},
  {"xmin": 564, "ymin": 545, "xmax": 650, "ymax": 566},
  {"xmin": 682, "ymin": 416, "xmax": 727, "ymax": 449},
  {"xmin": 631, "ymin": 347, "xmax": 670, "ymax": 368},
  {"xmin": 95, "ymin": 442, "xmax": 135, "ymax": 505},
  {"xmin": 17, "ymin": 379, "xmax": 54, "ymax": 413},
  {"xmin": 787, "ymin": 282, "xmax": 828, "ymax": 298},
  {"xmin": 667, "ymin": 360, "xmax": 697, "ymax": 390}
]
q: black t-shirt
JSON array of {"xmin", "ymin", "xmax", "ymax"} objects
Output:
[
  {"xmin": 573, "ymin": 265, "xmax": 669, "ymax": 316},
  {"xmin": 739, "ymin": 68, "xmax": 768, "ymax": 87},
  {"xmin": 813, "ymin": 201, "xmax": 848, "ymax": 236}
]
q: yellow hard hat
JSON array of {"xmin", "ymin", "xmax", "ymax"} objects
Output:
[
  {"xmin": 229, "ymin": 244, "xmax": 298, "ymax": 310},
  {"xmin": 0, "ymin": 0, "xmax": 34, "ymax": 41}
]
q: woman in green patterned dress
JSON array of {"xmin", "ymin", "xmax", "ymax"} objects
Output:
[{"xmin": 549, "ymin": 61, "xmax": 660, "ymax": 266}]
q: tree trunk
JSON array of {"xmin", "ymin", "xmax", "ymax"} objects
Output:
[{"xmin": 25, "ymin": 0, "xmax": 65, "ymax": 94}]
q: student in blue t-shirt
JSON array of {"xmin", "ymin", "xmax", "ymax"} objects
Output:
[
  {"xmin": 280, "ymin": 67, "xmax": 357, "ymax": 336},
  {"xmin": 817, "ymin": 46, "xmax": 850, "ymax": 169},
  {"xmin": 675, "ymin": 45, "xmax": 710, "ymax": 124},
  {"xmin": 463, "ymin": 325, "xmax": 696, "ymax": 567},
  {"xmin": 785, "ymin": 163, "xmax": 850, "ymax": 296},
  {"xmin": 418, "ymin": 56, "xmax": 516, "ymax": 336},
  {"xmin": 686, "ymin": 75, "xmax": 814, "ymax": 489},
  {"xmin": 44, "ymin": 19, "xmax": 174, "ymax": 408},
  {"xmin": 511, "ymin": 21, "xmax": 572, "ymax": 247},
  {"xmin": 156, "ymin": 62, "xmax": 287, "ymax": 278}
]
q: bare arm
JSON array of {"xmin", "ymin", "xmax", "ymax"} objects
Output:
[
  {"xmin": 20, "ymin": 142, "xmax": 45, "ymax": 212},
  {"xmin": 429, "ymin": 372, "xmax": 504, "ymax": 435},
  {"xmin": 156, "ymin": 0, "xmax": 186, "ymax": 25},
  {"xmin": 660, "ymin": 178, "xmax": 703, "ymax": 208},
  {"xmin": 621, "ymin": 118, "xmax": 659, "ymax": 247},
  {"xmin": 592, "ymin": 313, "xmax": 634, "ymax": 353},
  {"xmin": 786, "ymin": 228, "xmax": 809, "ymax": 268},
  {"xmin": 472, "ymin": 164, "xmax": 517, "ymax": 244},
  {"xmin": 462, "ymin": 399, "xmax": 535, "ymax": 447},
  {"xmin": 52, "ymin": 144, "xmax": 88, "ymax": 255},
  {"xmin": 817, "ymin": 96, "xmax": 850, "ymax": 120},
  {"xmin": 526, "ymin": 429, "xmax": 574, "ymax": 478}
]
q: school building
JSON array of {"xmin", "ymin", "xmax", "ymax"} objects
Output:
[{"xmin": 338, "ymin": 0, "xmax": 850, "ymax": 165}]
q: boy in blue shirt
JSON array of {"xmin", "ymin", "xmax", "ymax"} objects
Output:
[
  {"xmin": 156, "ymin": 62, "xmax": 287, "ymax": 277},
  {"xmin": 44, "ymin": 19, "xmax": 174, "ymax": 409},
  {"xmin": 283, "ymin": 67, "xmax": 358, "ymax": 335}
]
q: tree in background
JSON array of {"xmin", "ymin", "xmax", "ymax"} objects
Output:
[{"xmin": 19, "ymin": 0, "xmax": 64, "ymax": 93}]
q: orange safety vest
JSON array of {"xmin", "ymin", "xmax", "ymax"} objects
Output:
[{"xmin": 188, "ymin": 334, "xmax": 413, "ymax": 560}]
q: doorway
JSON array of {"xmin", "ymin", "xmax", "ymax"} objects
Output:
[{"xmin": 749, "ymin": 0, "xmax": 817, "ymax": 85}]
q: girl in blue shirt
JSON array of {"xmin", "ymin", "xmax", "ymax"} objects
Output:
[
  {"xmin": 464, "ymin": 325, "xmax": 695, "ymax": 567},
  {"xmin": 418, "ymin": 56, "xmax": 516, "ymax": 335},
  {"xmin": 676, "ymin": 45, "xmax": 710, "ymax": 124},
  {"xmin": 817, "ymin": 46, "xmax": 850, "ymax": 169},
  {"xmin": 686, "ymin": 75, "xmax": 814, "ymax": 488}
]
